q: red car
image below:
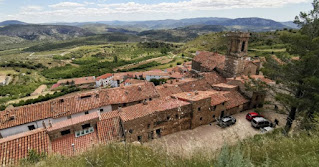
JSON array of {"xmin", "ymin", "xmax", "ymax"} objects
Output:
[{"xmin": 246, "ymin": 112, "xmax": 263, "ymax": 121}]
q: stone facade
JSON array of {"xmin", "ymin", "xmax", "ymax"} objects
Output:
[
  {"xmin": 122, "ymin": 105, "xmax": 192, "ymax": 142},
  {"xmin": 224, "ymin": 32, "xmax": 250, "ymax": 78}
]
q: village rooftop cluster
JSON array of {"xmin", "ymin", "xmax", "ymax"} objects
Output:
[{"xmin": 0, "ymin": 32, "xmax": 275, "ymax": 166}]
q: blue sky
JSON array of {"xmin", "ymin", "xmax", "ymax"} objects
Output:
[{"xmin": 0, "ymin": 0, "xmax": 313, "ymax": 23}]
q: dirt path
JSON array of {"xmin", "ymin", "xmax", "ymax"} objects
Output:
[{"xmin": 146, "ymin": 110, "xmax": 287, "ymax": 157}]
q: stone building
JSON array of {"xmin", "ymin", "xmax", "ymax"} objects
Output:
[{"xmin": 118, "ymin": 98, "xmax": 192, "ymax": 142}]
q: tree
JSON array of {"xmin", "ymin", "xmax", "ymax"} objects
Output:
[
  {"xmin": 263, "ymin": 0, "xmax": 319, "ymax": 132},
  {"xmin": 113, "ymin": 55, "xmax": 118, "ymax": 63}
]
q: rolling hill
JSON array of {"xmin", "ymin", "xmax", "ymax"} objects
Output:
[
  {"xmin": 0, "ymin": 24, "xmax": 93, "ymax": 40},
  {"xmin": 0, "ymin": 20, "xmax": 27, "ymax": 26}
]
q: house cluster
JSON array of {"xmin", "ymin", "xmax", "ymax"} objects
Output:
[
  {"xmin": 50, "ymin": 63, "xmax": 191, "ymax": 90},
  {"xmin": 0, "ymin": 32, "xmax": 274, "ymax": 166}
]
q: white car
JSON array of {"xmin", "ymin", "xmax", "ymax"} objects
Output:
[{"xmin": 260, "ymin": 127, "xmax": 274, "ymax": 133}]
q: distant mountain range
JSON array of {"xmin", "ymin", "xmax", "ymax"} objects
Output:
[
  {"xmin": 0, "ymin": 24, "xmax": 93, "ymax": 40},
  {"xmin": 0, "ymin": 17, "xmax": 299, "ymax": 46}
]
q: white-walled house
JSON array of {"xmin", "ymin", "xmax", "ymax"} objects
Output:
[
  {"xmin": 96, "ymin": 73, "xmax": 113, "ymax": 87},
  {"xmin": 144, "ymin": 72, "xmax": 170, "ymax": 81},
  {"xmin": 0, "ymin": 105, "xmax": 113, "ymax": 138}
]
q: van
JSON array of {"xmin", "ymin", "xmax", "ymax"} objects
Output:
[{"xmin": 251, "ymin": 117, "xmax": 273, "ymax": 128}]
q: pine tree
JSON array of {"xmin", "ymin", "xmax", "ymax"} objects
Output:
[{"xmin": 263, "ymin": 0, "xmax": 319, "ymax": 132}]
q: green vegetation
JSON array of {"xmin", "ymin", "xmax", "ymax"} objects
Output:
[
  {"xmin": 150, "ymin": 78, "xmax": 167, "ymax": 86},
  {"xmin": 12, "ymin": 87, "xmax": 80, "ymax": 107},
  {"xmin": 21, "ymin": 128, "xmax": 319, "ymax": 167}
]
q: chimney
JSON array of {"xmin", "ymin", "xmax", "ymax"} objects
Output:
[
  {"xmin": 143, "ymin": 100, "xmax": 148, "ymax": 105},
  {"xmin": 138, "ymin": 86, "xmax": 142, "ymax": 91},
  {"xmin": 42, "ymin": 121, "xmax": 47, "ymax": 129},
  {"xmin": 195, "ymin": 91, "xmax": 199, "ymax": 95},
  {"xmin": 49, "ymin": 120, "xmax": 53, "ymax": 128}
]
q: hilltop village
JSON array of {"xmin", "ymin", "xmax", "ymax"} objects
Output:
[{"xmin": 0, "ymin": 32, "xmax": 275, "ymax": 165}]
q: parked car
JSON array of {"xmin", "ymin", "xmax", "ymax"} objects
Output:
[
  {"xmin": 260, "ymin": 126, "xmax": 274, "ymax": 133},
  {"xmin": 251, "ymin": 117, "xmax": 273, "ymax": 128},
  {"xmin": 246, "ymin": 112, "xmax": 263, "ymax": 121},
  {"xmin": 217, "ymin": 116, "xmax": 236, "ymax": 128}
]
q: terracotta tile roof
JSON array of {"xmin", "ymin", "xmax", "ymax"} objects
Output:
[
  {"xmin": 97, "ymin": 112, "xmax": 121, "ymax": 143},
  {"xmin": 0, "ymin": 102, "xmax": 52, "ymax": 130},
  {"xmin": 123, "ymin": 79, "xmax": 145, "ymax": 85},
  {"xmin": 101, "ymin": 82, "xmax": 160, "ymax": 105},
  {"xmin": 178, "ymin": 78, "xmax": 212, "ymax": 92},
  {"xmin": 223, "ymin": 91, "xmax": 249, "ymax": 109},
  {"xmin": 156, "ymin": 84, "xmax": 183, "ymax": 98},
  {"xmin": 169, "ymin": 72, "xmax": 184, "ymax": 79},
  {"xmin": 201, "ymin": 72, "xmax": 227, "ymax": 85},
  {"xmin": 118, "ymin": 98, "xmax": 190, "ymax": 122},
  {"xmin": 210, "ymin": 92, "xmax": 230, "ymax": 106},
  {"xmin": 51, "ymin": 129, "xmax": 98, "ymax": 156},
  {"xmin": 96, "ymin": 73, "xmax": 113, "ymax": 81},
  {"xmin": 193, "ymin": 51, "xmax": 226, "ymax": 71},
  {"xmin": 0, "ymin": 128, "xmax": 49, "ymax": 165},
  {"xmin": 172, "ymin": 91, "xmax": 218, "ymax": 101},
  {"xmin": 47, "ymin": 112, "xmax": 99, "ymax": 132},
  {"xmin": 213, "ymin": 83, "xmax": 238, "ymax": 90},
  {"xmin": 31, "ymin": 85, "xmax": 47, "ymax": 96},
  {"xmin": 173, "ymin": 91, "xmax": 229, "ymax": 106},
  {"xmin": 1, "ymin": 82, "xmax": 159, "ymax": 131},
  {"xmin": 58, "ymin": 76, "xmax": 96, "ymax": 85}
]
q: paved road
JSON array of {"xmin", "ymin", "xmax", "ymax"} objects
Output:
[{"xmin": 147, "ymin": 110, "xmax": 287, "ymax": 157}]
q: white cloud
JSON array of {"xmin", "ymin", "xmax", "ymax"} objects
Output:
[
  {"xmin": 49, "ymin": 2, "xmax": 85, "ymax": 9},
  {"xmin": 5, "ymin": 0, "xmax": 310, "ymax": 23},
  {"xmin": 21, "ymin": 5, "xmax": 43, "ymax": 12}
]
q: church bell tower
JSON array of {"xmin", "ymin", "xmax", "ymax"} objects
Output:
[{"xmin": 224, "ymin": 32, "xmax": 250, "ymax": 78}]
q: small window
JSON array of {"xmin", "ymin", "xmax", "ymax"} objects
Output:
[
  {"xmin": 28, "ymin": 125, "xmax": 36, "ymax": 131},
  {"xmin": 149, "ymin": 98, "xmax": 152, "ymax": 101},
  {"xmin": 67, "ymin": 115, "xmax": 71, "ymax": 119},
  {"xmin": 129, "ymin": 129, "xmax": 133, "ymax": 134},
  {"xmin": 82, "ymin": 123, "xmax": 91, "ymax": 129},
  {"xmin": 123, "ymin": 103, "xmax": 127, "ymax": 107},
  {"xmin": 85, "ymin": 111, "xmax": 89, "ymax": 115},
  {"xmin": 147, "ymin": 124, "xmax": 151, "ymax": 129},
  {"xmin": 100, "ymin": 108, "xmax": 104, "ymax": 112},
  {"xmin": 213, "ymin": 115, "xmax": 215, "ymax": 118},
  {"xmin": 167, "ymin": 116, "xmax": 170, "ymax": 120},
  {"xmin": 213, "ymin": 106, "xmax": 217, "ymax": 111},
  {"xmin": 137, "ymin": 136, "xmax": 142, "ymax": 142},
  {"xmin": 198, "ymin": 107, "xmax": 201, "ymax": 111},
  {"xmin": 60, "ymin": 99, "xmax": 64, "ymax": 103},
  {"xmin": 61, "ymin": 129, "xmax": 71, "ymax": 136},
  {"xmin": 222, "ymin": 102, "xmax": 225, "ymax": 106},
  {"xmin": 200, "ymin": 117, "xmax": 203, "ymax": 121},
  {"xmin": 175, "ymin": 114, "xmax": 179, "ymax": 119}
]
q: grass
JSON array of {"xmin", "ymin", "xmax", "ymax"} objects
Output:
[{"xmin": 21, "ymin": 128, "xmax": 319, "ymax": 167}]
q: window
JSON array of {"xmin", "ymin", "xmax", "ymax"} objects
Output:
[
  {"xmin": 212, "ymin": 106, "xmax": 217, "ymax": 111},
  {"xmin": 60, "ymin": 99, "xmax": 64, "ymax": 103},
  {"xmin": 28, "ymin": 125, "xmax": 36, "ymax": 131},
  {"xmin": 213, "ymin": 115, "xmax": 215, "ymax": 118},
  {"xmin": 85, "ymin": 111, "xmax": 89, "ymax": 115},
  {"xmin": 138, "ymin": 136, "xmax": 142, "ymax": 142},
  {"xmin": 175, "ymin": 114, "xmax": 179, "ymax": 119},
  {"xmin": 100, "ymin": 108, "xmax": 104, "ymax": 112},
  {"xmin": 129, "ymin": 129, "xmax": 133, "ymax": 134},
  {"xmin": 82, "ymin": 123, "xmax": 91, "ymax": 129},
  {"xmin": 61, "ymin": 129, "xmax": 71, "ymax": 136},
  {"xmin": 222, "ymin": 102, "xmax": 225, "ymax": 106},
  {"xmin": 147, "ymin": 124, "xmax": 151, "ymax": 129},
  {"xmin": 123, "ymin": 103, "xmax": 127, "ymax": 107},
  {"xmin": 67, "ymin": 115, "xmax": 71, "ymax": 119},
  {"xmin": 149, "ymin": 98, "xmax": 152, "ymax": 101},
  {"xmin": 75, "ymin": 127, "xmax": 94, "ymax": 137},
  {"xmin": 241, "ymin": 41, "xmax": 246, "ymax": 52},
  {"xmin": 80, "ymin": 95, "xmax": 92, "ymax": 99},
  {"xmin": 200, "ymin": 117, "xmax": 203, "ymax": 121},
  {"xmin": 167, "ymin": 116, "xmax": 170, "ymax": 120},
  {"xmin": 198, "ymin": 107, "xmax": 201, "ymax": 111}
]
